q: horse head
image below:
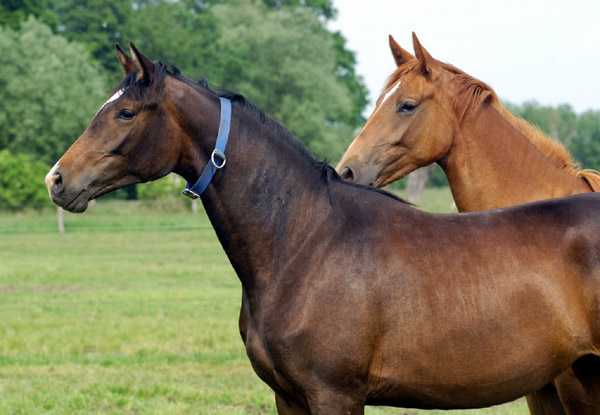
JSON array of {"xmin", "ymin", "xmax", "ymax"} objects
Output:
[
  {"xmin": 336, "ymin": 33, "xmax": 458, "ymax": 187},
  {"xmin": 45, "ymin": 43, "xmax": 218, "ymax": 212}
]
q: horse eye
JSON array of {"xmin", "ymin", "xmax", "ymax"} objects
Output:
[
  {"xmin": 118, "ymin": 109, "xmax": 136, "ymax": 120},
  {"xmin": 398, "ymin": 102, "xmax": 417, "ymax": 113}
]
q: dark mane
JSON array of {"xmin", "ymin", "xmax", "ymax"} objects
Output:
[{"xmin": 117, "ymin": 61, "xmax": 409, "ymax": 205}]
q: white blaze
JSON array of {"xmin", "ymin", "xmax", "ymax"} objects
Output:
[
  {"xmin": 46, "ymin": 160, "xmax": 60, "ymax": 182},
  {"xmin": 380, "ymin": 81, "xmax": 401, "ymax": 105},
  {"xmin": 343, "ymin": 80, "xmax": 402, "ymax": 155},
  {"xmin": 45, "ymin": 159, "xmax": 61, "ymax": 194},
  {"xmin": 94, "ymin": 89, "xmax": 125, "ymax": 117}
]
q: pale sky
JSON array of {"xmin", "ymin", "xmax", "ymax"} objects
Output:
[{"xmin": 329, "ymin": 0, "xmax": 600, "ymax": 115}]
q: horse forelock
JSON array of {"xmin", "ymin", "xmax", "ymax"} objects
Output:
[{"xmin": 113, "ymin": 61, "xmax": 167, "ymax": 103}]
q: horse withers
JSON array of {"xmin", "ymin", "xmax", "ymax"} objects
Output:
[{"xmin": 46, "ymin": 43, "xmax": 600, "ymax": 415}]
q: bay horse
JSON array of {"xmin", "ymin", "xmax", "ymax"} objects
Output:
[
  {"xmin": 335, "ymin": 33, "xmax": 600, "ymax": 414},
  {"xmin": 46, "ymin": 43, "xmax": 600, "ymax": 415}
]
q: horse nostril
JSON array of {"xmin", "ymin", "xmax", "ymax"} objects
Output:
[
  {"xmin": 340, "ymin": 166, "xmax": 354, "ymax": 182},
  {"xmin": 47, "ymin": 172, "xmax": 63, "ymax": 193}
]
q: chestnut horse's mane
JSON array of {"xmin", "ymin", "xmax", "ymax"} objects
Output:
[{"xmin": 386, "ymin": 61, "xmax": 600, "ymax": 191}]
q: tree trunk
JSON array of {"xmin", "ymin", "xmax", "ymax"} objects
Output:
[
  {"xmin": 404, "ymin": 165, "xmax": 435, "ymax": 204},
  {"xmin": 57, "ymin": 207, "xmax": 65, "ymax": 233}
]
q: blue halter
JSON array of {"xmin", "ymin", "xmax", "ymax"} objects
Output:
[{"xmin": 182, "ymin": 97, "xmax": 232, "ymax": 199}]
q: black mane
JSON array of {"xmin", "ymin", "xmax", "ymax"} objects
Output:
[{"xmin": 115, "ymin": 61, "xmax": 408, "ymax": 205}]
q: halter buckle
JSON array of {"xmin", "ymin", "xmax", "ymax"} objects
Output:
[{"xmin": 182, "ymin": 188, "xmax": 200, "ymax": 199}]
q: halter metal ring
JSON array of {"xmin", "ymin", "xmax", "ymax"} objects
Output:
[{"xmin": 211, "ymin": 149, "xmax": 226, "ymax": 169}]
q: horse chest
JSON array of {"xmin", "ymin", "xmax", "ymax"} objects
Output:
[
  {"xmin": 239, "ymin": 299, "xmax": 282, "ymax": 389},
  {"xmin": 240, "ymin": 294, "xmax": 313, "ymax": 400}
]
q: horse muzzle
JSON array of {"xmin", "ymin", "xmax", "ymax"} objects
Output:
[{"xmin": 45, "ymin": 164, "xmax": 90, "ymax": 213}]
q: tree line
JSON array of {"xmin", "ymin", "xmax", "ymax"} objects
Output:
[{"xmin": 1, "ymin": 0, "xmax": 600, "ymax": 207}]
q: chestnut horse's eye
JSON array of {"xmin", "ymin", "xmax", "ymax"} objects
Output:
[
  {"xmin": 118, "ymin": 109, "xmax": 136, "ymax": 120},
  {"xmin": 398, "ymin": 102, "xmax": 417, "ymax": 114}
]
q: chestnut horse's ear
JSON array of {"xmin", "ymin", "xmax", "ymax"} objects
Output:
[
  {"xmin": 129, "ymin": 41, "xmax": 155, "ymax": 83},
  {"xmin": 389, "ymin": 35, "xmax": 414, "ymax": 67},
  {"xmin": 412, "ymin": 32, "xmax": 441, "ymax": 78},
  {"xmin": 115, "ymin": 43, "xmax": 136, "ymax": 75}
]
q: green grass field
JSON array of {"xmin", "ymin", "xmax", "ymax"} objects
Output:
[{"xmin": 0, "ymin": 188, "xmax": 528, "ymax": 414}]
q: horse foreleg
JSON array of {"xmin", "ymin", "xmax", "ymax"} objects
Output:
[
  {"xmin": 305, "ymin": 391, "xmax": 365, "ymax": 415},
  {"xmin": 556, "ymin": 355, "xmax": 600, "ymax": 415},
  {"xmin": 276, "ymin": 390, "xmax": 364, "ymax": 415},
  {"xmin": 525, "ymin": 382, "xmax": 566, "ymax": 415},
  {"xmin": 276, "ymin": 394, "xmax": 310, "ymax": 415}
]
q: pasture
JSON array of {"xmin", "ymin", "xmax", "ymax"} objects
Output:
[{"xmin": 0, "ymin": 188, "xmax": 528, "ymax": 414}]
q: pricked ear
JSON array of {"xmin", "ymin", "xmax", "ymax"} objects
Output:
[
  {"xmin": 116, "ymin": 43, "xmax": 136, "ymax": 75},
  {"xmin": 389, "ymin": 35, "xmax": 414, "ymax": 67},
  {"xmin": 412, "ymin": 32, "xmax": 441, "ymax": 78},
  {"xmin": 129, "ymin": 41, "xmax": 155, "ymax": 83}
]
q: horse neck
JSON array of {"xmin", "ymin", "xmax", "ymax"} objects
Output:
[
  {"xmin": 179, "ymin": 96, "xmax": 333, "ymax": 293},
  {"xmin": 438, "ymin": 103, "xmax": 591, "ymax": 212}
]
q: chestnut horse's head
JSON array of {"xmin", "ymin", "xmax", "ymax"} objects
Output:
[
  {"xmin": 336, "ymin": 33, "xmax": 468, "ymax": 187},
  {"xmin": 45, "ymin": 43, "xmax": 208, "ymax": 213}
]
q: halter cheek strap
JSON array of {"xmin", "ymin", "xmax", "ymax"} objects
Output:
[{"xmin": 182, "ymin": 97, "xmax": 232, "ymax": 199}]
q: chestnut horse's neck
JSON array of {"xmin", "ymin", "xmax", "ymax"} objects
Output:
[{"xmin": 439, "ymin": 103, "xmax": 593, "ymax": 212}]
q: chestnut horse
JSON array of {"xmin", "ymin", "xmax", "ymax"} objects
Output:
[
  {"xmin": 336, "ymin": 33, "xmax": 600, "ymax": 414},
  {"xmin": 46, "ymin": 44, "xmax": 600, "ymax": 415},
  {"xmin": 336, "ymin": 34, "xmax": 600, "ymax": 212}
]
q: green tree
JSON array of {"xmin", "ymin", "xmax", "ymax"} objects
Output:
[
  {"xmin": 212, "ymin": 0, "xmax": 356, "ymax": 160},
  {"xmin": 0, "ymin": 0, "xmax": 58, "ymax": 30},
  {"xmin": 48, "ymin": 0, "xmax": 135, "ymax": 82},
  {"xmin": 518, "ymin": 100, "xmax": 553, "ymax": 135},
  {"xmin": 128, "ymin": 0, "xmax": 222, "ymax": 84},
  {"xmin": 331, "ymin": 31, "xmax": 368, "ymax": 126},
  {"xmin": 261, "ymin": 0, "xmax": 336, "ymax": 19},
  {"xmin": 554, "ymin": 103, "xmax": 577, "ymax": 147},
  {"xmin": 184, "ymin": 0, "xmax": 336, "ymax": 19},
  {"xmin": 572, "ymin": 110, "xmax": 600, "ymax": 171},
  {"xmin": 0, "ymin": 150, "xmax": 52, "ymax": 209},
  {"xmin": 0, "ymin": 17, "xmax": 108, "ymax": 164}
]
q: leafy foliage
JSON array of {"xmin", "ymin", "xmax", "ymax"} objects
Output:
[
  {"xmin": 261, "ymin": 0, "xmax": 336, "ymax": 19},
  {"xmin": 212, "ymin": 0, "xmax": 355, "ymax": 160},
  {"xmin": 48, "ymin": 0, "xmax": 136, "ymax": 81},
  {"xmin": 137, "ymin": 174, "xmax": 186, "ymax": 201},
  {"xmin": 0, "ymin": 0, "xmax": 58, "ymax": 30},
  {"xmin": 0, "ymin": 17, "xmax": 108, "ymax": 164},
  {"xmin": 572, "ymin": 110, "xmax": 600, "ymax": 172},
  {"xmin": 127, "ymin": 1, "xmax": 222, "ymax": 85},
  {"xmin": 0, "ymin": 150, "xmax": 52, "ymax": 209}
]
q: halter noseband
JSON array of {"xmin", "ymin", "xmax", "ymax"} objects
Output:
[{"xmin": 182, "ymin": 97, "xmax": 231, "ymax": 199}]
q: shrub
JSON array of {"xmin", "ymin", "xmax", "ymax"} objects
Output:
[{"xmin": 0, "ymin": 150, "xmax": 52, "ymax": 210}]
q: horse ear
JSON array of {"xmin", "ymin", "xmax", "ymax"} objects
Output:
[
  {"xmin": 115, "ymin": 43, "xmax": 136, "ymax": 75},
  {"xmin": 412, "ymin": 32, "xmax": 441, "ymax": 78},
  {"xmin": 389, "ymin": 35, "xmax": 414, "ymax": 67},
  {"xmin": 129, "ymin": 41, "xmax": 155, "ymax": 83}
]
